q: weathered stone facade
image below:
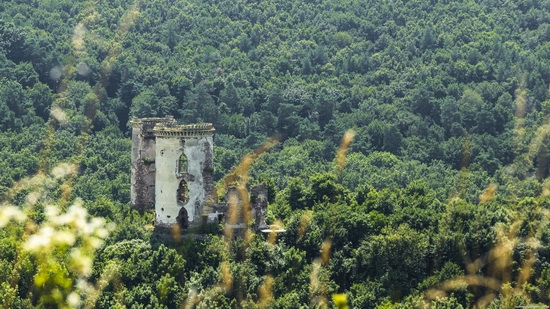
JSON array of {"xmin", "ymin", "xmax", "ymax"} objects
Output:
[
  {"xmin": 219, "ymin": 185, "xmax": 268, "ymax": 231},
  {"xmin": 130, "ymin": 116, "xmax": 175, "ymax": 211},
  {"xmin": 131, "ymin": 117, "xmax": 215, "ymax": 227},
  {"xmin": 131, "ymin": 116, "xmax": 268, "ymax": 232},
  {"xmin": 153, "ymin": 123, "xmax": 215, "ymax": 228},
  {"xmin": 250, "ymin": 184, "xmax": 268, "ymax": 231}
]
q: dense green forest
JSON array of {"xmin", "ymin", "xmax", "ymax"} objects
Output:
[{"xmin": 1, "ymin": 0, "xmax": 550, "ymax": 307}]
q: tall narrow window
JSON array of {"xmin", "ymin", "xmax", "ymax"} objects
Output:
[
  {"xmin": 177, "ymin": 207, "xmax": 188, "ymax": 229},
  {"xmin": 177, "ymin": 180, "xmax": 188, "ymax": 204},
  {"xmin": 178, "ymin": 153, "xmax": 188, "ymax": 175}
]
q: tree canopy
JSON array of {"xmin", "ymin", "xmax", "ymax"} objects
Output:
[{"xmin": 0, "ymin": 0, "xmax": 550, "ymax": 307}]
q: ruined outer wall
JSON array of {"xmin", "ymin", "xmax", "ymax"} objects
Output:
[
  {"xmin": 250, "ymin": 184, "xmax": 268, "ymax": 231},
  {"xmin": 130, "ymin": 117, "xmax": 174, "ymax": 210},
  {"xmin": 154, "ymin": 124, "xmax": 215, "ymax": 227}
]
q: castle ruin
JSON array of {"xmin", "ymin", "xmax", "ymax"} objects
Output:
[
  {"xmin": 131, "ymin": 116, "xmax": 267, "ymax": 231},
  {"xmin": 131, "ymin": 116, "xmax": 215, "ymax": 228}
]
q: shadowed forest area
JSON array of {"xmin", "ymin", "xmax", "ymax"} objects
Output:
[{"xmin": 1, "ymin": 0, "xmax": 550, "ymax": 307}]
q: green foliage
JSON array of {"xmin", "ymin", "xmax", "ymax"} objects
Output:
[{"xmin": 1, "ymin": 0, "xmax": 550, "ymax": 307}]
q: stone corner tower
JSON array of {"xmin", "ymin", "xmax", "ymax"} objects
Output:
[
  {"xmin": 153, "ymin": 123, "xmax": 216, "ymax": 228},
  {"xmin": 130, "ymin": 116, "xmax": 176, "ymax": 211}
]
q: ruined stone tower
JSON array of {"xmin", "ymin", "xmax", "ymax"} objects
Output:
[
  {"xmin": 131, "ymin": 116, "xmax": 176, "ymax": 211},
  {"xmin": 131, "ymin": 117, "xmax": 216, "ymax": 228},
  {"xmin": 131, "ymin": 116, "xmax": 269, "ymax": 232},
  {"xmin": 153, "ymin": 123, "xmax": 216, "ymax": 228}
]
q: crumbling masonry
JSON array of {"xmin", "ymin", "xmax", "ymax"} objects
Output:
[
  {"xmin": 131, "ymin": 116, "xmax": 267, "ymax": 231},
  {"xmin": 131, "ymin": 117, "xmax": 216, "ymax": 227}
]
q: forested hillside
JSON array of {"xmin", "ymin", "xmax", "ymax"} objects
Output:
[{"xmin": 1, "ymin": 0, "xmax": 550, "ymax": 307}]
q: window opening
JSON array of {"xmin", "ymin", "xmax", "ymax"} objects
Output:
[
  {"xmin": 177, "ymin": 207, "xmax": 189, "ymax": 229},
  {"xmin": 178, "ymin": 153, "xmax": 188, "ymax": 175},
  {"xmin": 177, "ymin": 180, "xmax": 189, "ymax": 204}
]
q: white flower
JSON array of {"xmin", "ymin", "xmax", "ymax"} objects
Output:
[
  {"xmin": 0, "ymin": 205, "xmax": 27, "ymax": 227},
  {"xmin": 52, "ymin": 230, "xmax": 76, "ymax": 246},
  {"xmin": 67, "ymin": 292, "xmax": 81, "ymax": 307},
  {"xmin": 58, "ymin": 203, "xmax": 87, "ymax": 228},
  {"xmin": 76, "ymin": 279, "xmax": 93, "ymax": 293},
  {"xmin": 71, "ymin": 249, "xmax": 93, "ymax": 277},
  {"xmin": 88, "ymin": 237, "xmax": 104, "ymax": 250},
  {"xmin": 82, "ymin": 217, "xmax": 104, "ymax": 236},
  {"xmin": 94, "ymin": 227, "xmax": 109, "ymax": 239},
  {"xmin": 24, "ymin": 226, "xmax": 55, "ymax": 252},
  {"xmin": 45, "ymin": 205, "xmax": 60, "ymax": 219},
  {"xmin": 90, "ymin": 217, "xmax": 105, "ymax": 230}
]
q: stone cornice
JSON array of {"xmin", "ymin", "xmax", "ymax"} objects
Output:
[{"xmin": 153, "ymin": 123, "xmax": 215, "ymax": 138}]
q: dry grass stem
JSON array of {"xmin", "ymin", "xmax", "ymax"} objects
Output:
[
  {"xmin": 298, "ymin": 210, "xmax": 313, "ymax": 240},
  {"xmin": 479, "ymin": 183, "xmax": 497, "ymax": 203},
  {"xmin": 336, "ymin": 129, "xmax": 355, "ymax": 169},
  {"xmin": 267, "ymin": 219, "xmax": 284, "ymax": 245},
  {"xmin": 258, "ymin": 275, "xmax": 274, "ymax": 309},
  {"xmin": 220, "ymin": 261, "xmax": 233, "ymax": 293},
  {"xmin": 321, "ymin": 239, "xmax": 332, "ymax": 265}
]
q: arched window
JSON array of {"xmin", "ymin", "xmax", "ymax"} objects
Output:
[
  {"xmin": 177, "ymin": 180, "xmax": 188, "ymax": 204},
  {"xmin": 178, "ymin": 153, "xmax": 188, "ymax": 175},
  {"xmin": 176, "ymin": 207, "xmax": 188, "ymax": 229}
]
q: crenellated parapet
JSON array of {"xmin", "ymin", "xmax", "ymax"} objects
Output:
[{"xmin": 153, "ymin": 123, "xmax": 215, "ymax": 138}]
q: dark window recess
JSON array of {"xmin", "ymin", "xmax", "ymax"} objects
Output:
[
  {"xmin": 177, "ymin": 207, "xmax": 189, "ymax": 229},
  {"xmin": 179, "ymin": 153, "xmax": 188, "ymax": 174},
  {"xmin": 177, "ymin": 180, "xmax": 189, "ymax": 204}
]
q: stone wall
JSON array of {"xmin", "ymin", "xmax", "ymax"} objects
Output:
[
  {"xmin": 154, "ymin": 133, "xmax": 214, "ymax": 227},
  {"xmin": 130, "ymin": 116, "xmax": 174, "ymax": 210},
  {"xmin": 223, "ymin": 185, "xmax": 268, "ymax": 231},
  {"xmin": 250, "ymin": 184, "xmax": 268, "ymax": 231},
  {"xmin": 131, "ymin": 117, "xmax": 269, "ymax": 233}
]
